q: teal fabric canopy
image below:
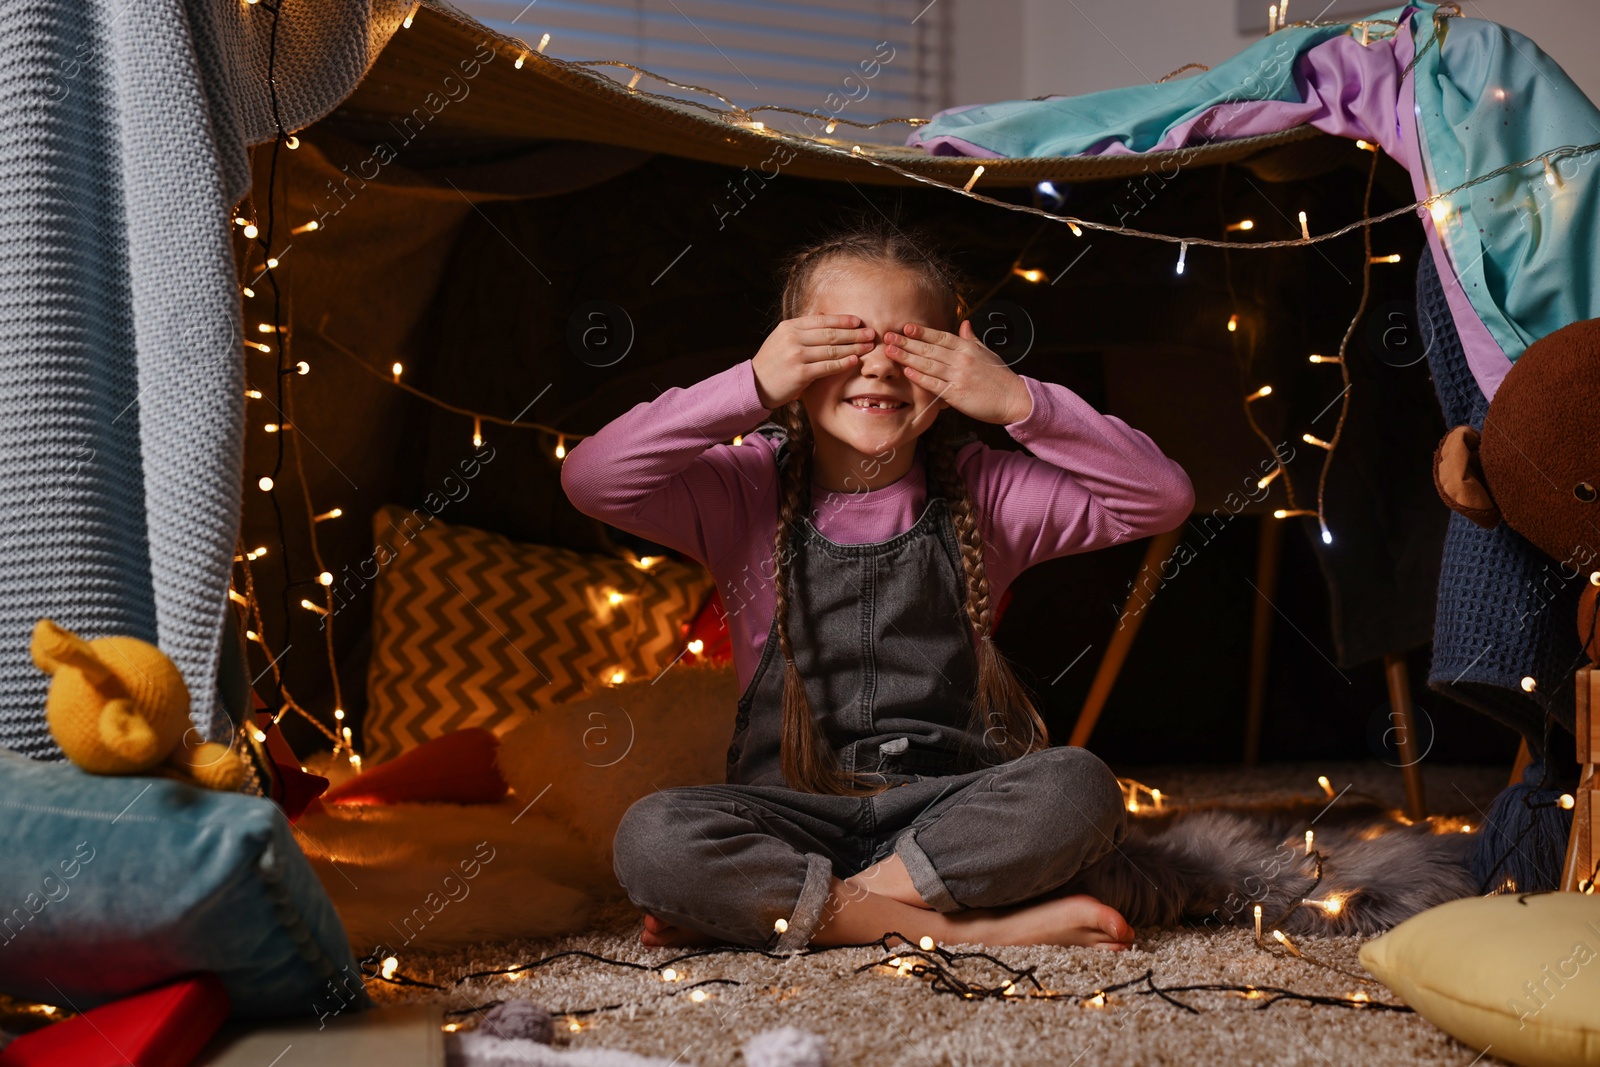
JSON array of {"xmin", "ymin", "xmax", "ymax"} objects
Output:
[{"xmin": 909, "ymin": 2, "xmax": 1600, "ymax": 405}]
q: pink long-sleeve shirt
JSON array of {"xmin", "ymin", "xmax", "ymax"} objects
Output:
[{"xmin": 560, "ymin": 360, "xmax": 1195, "ymax": 695}]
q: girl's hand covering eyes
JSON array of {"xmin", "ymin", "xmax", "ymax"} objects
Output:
[
  {"xmin": 751, "ymin": 314, "xmax": 876, "ymax": 410},
  {"xmin": 882, "ymin": 320, "xmax": 1034, "ymax": 426}
]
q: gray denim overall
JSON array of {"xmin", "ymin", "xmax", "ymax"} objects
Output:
[{"xmin": 612, "ymin": 437, "xmax": 1127, "ymax": 952}]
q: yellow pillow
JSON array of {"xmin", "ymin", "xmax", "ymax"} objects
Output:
[
  {"xmin": 363, "ymin": 505, "xmax": 714, "ymax": 763},
  {"xmin": 1360, "ymin": 893, "xmax": 1600, "ymax": 1067}
]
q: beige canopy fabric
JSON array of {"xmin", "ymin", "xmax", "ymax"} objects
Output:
[{"xmin": 334, "ymin": 0, "xmax": 1327, "ymax": 187}]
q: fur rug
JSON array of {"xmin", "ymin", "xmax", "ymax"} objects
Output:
[{"xmin": 1063, "ymin": 796, "xmax": 1476, "ymax": 936}]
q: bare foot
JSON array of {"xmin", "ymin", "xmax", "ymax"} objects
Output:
[
  {"xmin": 952, "ymin": 893, "xmax": 1134, "ymax": 951},
  {"xmin": 639, "ymin": 912, "xmax": 720, "ymax": 948}
]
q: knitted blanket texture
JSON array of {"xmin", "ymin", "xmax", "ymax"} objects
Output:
[{"xmin": 0, "ymin": 0, "xmax": 403, "ymax": 758}]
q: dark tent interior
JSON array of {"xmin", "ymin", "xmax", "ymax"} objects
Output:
[{"xmin": 237, "ymin": 4, "xmax": 1517, "ymax": 778}]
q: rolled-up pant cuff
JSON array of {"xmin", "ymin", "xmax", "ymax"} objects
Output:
[
  {"xmin": 894, "ymin": 827, "xmax": 962, "ymax": 912},
  {"xmin": 773, "ymin": 852, "xmax": 835, "ymax": 953}
]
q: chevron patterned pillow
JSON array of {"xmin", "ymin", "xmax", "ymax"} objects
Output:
[{"xmin": 362, "ymin": 505, "xmax": 715, "ymax": 764}]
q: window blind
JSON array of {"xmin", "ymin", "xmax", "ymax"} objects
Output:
[{"xmin": 447, "ymin": 0, "xmax": 953, "ymax": 141}]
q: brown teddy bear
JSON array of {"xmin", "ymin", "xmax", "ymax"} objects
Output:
[{"xmin": 1431, "ymin": 316, "xmax": 1600, "ymax": 662}]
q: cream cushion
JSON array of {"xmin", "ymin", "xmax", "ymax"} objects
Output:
[{"xmin": 1360, "ymin": 892, "xmax": 1600, "ymax": 1067}]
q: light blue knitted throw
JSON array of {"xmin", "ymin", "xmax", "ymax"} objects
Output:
[{"xmin": 0, "ymin": 0, "xmax": 404, "ymax": 758}]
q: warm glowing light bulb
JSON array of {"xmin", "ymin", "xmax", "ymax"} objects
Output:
[
  {"xmin": 258, "ymin": 476, "xmax": 274, "ymax": 491},
  {"xmin": 688, "ymin": 639, "xmax": 704, "ymax": 655},
  {"xmin": 732, "ymin": 435, "xmax": 744, "ymax": 446},
  {"xmin": 295, "ymin": 361, "xmax": 310, "ymax": 375},
  {"xmin": 1013, "ymin": 267, "xmax": 1045, "ymax": 283},
  {"xmin": 1430, "ymin": 199, "xmax": 1451, "ymax": 224},
  {"xmin": 537, "ymin": 32, "xmax": 550, "ymax": 52},
  {"xmin": 918, "ymin": 935, "xmax": 934, "ymax": 951},
  {"xmin": 1175, "ymin": 241, "xmax": 1188, "ymax": 275},
  {"xmin": 1297, "ymin": 210, "xmax": 1309, "ymax": 240},
  {"xmin": 568, "ymin": 1020, "xmax": 581, "ymax": 1032},
  {"xmin": 662, "ymin": 968, "xmax": 678, "ymax": 981},
  {"xmin": 1067, "ymin": 221, "xmax": 1083, "ymax": 237},
  {"xmin": 1305, "ymin": 829, "xmax": 1314, "ymax": 854},
  {"xmin": 401, "ymin": 2, "xmax": 417, "ymax": 27},
  {"xmin": 381, "ymin": 956, "xmax": 399, "ymax": 979},
  {"xmin": 1226, "ymin": 219, "xmax": 1254, "ymax": 232},
  {"xmin": 391, "ymin": 362, "xmax": 403, "ymax": 382},
  {"xmin": 252, "ymin": 729, "xmax": 267, "ymax": 743},
  {"xmin": 1227, "ymin": 313, "xmax": 1239, "ymax": 332},
  {"xmin": 243, "ymin": 223, "xmax": 259, "ymax": 239},
  {"xmin": 607, "ymin": 590, "xmax": 624, "ymax": 605},
  {"xmin": 266, "ymin": 257, "xmax": 278, "ymax": 269},
  {"xmin": 555, "ymin": 435, "xmax": 566, "ymax": 459},
  {"xmin": 318, "ymin": 571, "xmax": 333, "ymax": 585},
  {"xmin": 515, "ymin": 51, "xmax": 527, "ymax": 69},
  {"xmin": 1559, "ymin": 794, "xmax": 1575, "ymax": 809},
  {"xmin": 334, "ymin": 708, "xmax": 345, "ymax": 720},
  {"xmin": 689, "ymin": 989, "xmax": 707, "ymax": 1003},
  {"xmin": 1521, "ymin": 676, "xmax": 1537, "ymax": 692},
  {"xmin": 774, "ymin": 917, "xmax": 789, "ymax": 933},
  {"xmin": 610, "ymin": 669, "xmax": 626, "ymax": 684},
  {"xmin": 1317, "ymin": 775, "xmax": 1333, "ymax": 797}
]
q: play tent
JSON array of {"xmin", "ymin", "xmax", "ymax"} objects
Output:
[{"xmin": 2, "ymin": 0, "xmax": 1590, "ymax": 780}]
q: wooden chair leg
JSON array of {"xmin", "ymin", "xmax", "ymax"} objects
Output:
[
  {"xmin": 1508, "ymin": 738, "xmax": 1533, "ymax": 788},
  {"xmin": 1243, "ymin": 515, "xmax": 1283, "ymax": 765},
  {"xmin": 1383, "ymin": 651, "xmax": 1427, "ymax": 820},
  {"xmin": 1069, "ymin": 528, "xmax": 1184, "ymax": 749},
  {"xmin": 1560, "ymin": 666, "xmax": 1596, "ymax": 892}
]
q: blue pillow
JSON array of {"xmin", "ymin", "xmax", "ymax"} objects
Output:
[{"xmin": 0, "ymin": 749, "xmax": 369, "ymax": 1020}]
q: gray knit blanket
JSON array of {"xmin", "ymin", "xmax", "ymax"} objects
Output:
[{"xmin": 0, "ymin": 0, "xmax": 405, "ymax": 758}]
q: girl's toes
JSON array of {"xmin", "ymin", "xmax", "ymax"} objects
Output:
[{"xmin": 1098, "ymin": 907, "xmax": 1135, "ymax": 944}]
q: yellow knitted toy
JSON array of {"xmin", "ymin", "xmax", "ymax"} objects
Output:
[{"xmin": 29, "ymin": 618, "xmax": 245, "ymax": 791}]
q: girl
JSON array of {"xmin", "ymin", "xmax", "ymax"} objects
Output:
[{"xmin": 560, "ymin": 220, "xmax": 1194, "ymax": 954}]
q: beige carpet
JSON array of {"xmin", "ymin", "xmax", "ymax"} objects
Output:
[{"xmin": 368, "ymin": 761, "xmax": 1516, "ymax": 1067}]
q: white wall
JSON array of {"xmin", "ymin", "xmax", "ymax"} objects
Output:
[{"xmin": 952, "ymin": 0, "xmax": 1599, "ymax": 109}]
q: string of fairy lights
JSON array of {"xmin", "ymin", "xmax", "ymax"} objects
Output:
[
  {"xmin": 355, "ymin": 777, "xmax": 1600, "ymax": 1037},
  {"xmin": 227, "ymin": 3, "xmax": 1600, "ymax": 776}
]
